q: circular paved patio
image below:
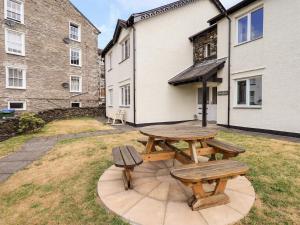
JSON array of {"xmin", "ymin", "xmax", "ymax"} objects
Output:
[{"xmin": 97, "ymin": 160, "xmax": 255, "ymax": 225}]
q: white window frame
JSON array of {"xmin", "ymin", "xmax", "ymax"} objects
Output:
[
  {"xmin": 69, "ymin": 21, "xmax": 81, "ymax": 42},
  {"xmin": 108, "ymin": 88, "xmax": 113, "ymax": 106},
  {"xmin": 70, "ymin": 75, "xmax": 82, "ymax": 93},
  {"xmin": 70, "ymin": 102, "xmax": 82, "ymax": 108},
  {"xmin": 121, "ymin": 38, "xmax": 130, "ymax": 61},
  {"xmin": 236, "ymin": 7, "xmax": 264, "ymax": 45},
  {"xmin": 70, "ymin": 48, "xmax": 82, "ymax": 67},
  {"xmin": 5, "ymin": 29, "xmax": 25, "ymax": 56},
  {"xmin": 120, "ymin": 84, "xmax": 130, "ymax": 107},
  {"xmin": 4, "ymin": 0, "xmax": 25, "ymax": 24},
  {"xmin": 234, "ymin": 76, "xmax": 262, "ymax": 108},
  {"xmin": 7, "ymin": 100, "xmax": 26, "ymax": 111},
  {"xmin": 5, "ymin": 66, "xmax": 26, "ymax": 89}
]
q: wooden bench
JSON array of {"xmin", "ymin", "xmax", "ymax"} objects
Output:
[
  {"xmin": 170, "ymin": 160, "xmax": 249, "ymax": 210},
  {"xmin": 205, "ymin": 139, "xmax": 245, "ymax": 160},
  {"xmin": 112, "ymin": 146, "xmax": 143, "ymax": 190}
]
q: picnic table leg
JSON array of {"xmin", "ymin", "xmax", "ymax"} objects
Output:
[
  {"xmin": 188, "ymin": 141, "xmax": 199, "ymax": 163},
  {"xmin": 145, "ymin": 137, "xmax": 156, "ymax": 153}
]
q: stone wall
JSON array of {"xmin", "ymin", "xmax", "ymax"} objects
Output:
[
  {"xmin": 0, "ymin": 0, "xmax": 101, "ymax": 112},
  {"xmin": 193, "ymin": 27, "xmax": 217, "ymax": 64},
  {"xmin": 0, "ymin": 106, "xmax": 105, "ymax": 142}
]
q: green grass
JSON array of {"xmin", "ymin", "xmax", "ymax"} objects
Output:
[{"xmin": 0, "ymin": 129, "xmax": 299, "ymax": 224}]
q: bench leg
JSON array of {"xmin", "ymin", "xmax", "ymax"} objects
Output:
[
  {"xmin": 122, "ymin": 168, "xmax": 133, "ymax": 190},
  {"xmin": 189, "ymin": 178, "xmax": 230, "ymax": 210}
]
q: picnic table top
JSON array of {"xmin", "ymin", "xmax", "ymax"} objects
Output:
[{"xmin": 140, "ymin": 125, "xmax": 218, "ymax": 141}]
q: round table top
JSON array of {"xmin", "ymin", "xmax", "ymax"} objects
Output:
[{"xmin": 140, "ymin": 125, "xmax": 218, "ymax": 141}]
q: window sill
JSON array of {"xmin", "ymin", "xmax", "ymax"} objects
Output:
[
  {"xmin": 70, "ymin": 91, "xmax": 82, "ymax": 94},
  {"xmin": 234, "ymin": 36, "xmax": 263, "ymax": 47},
  {"xmin": 119, "ymin": 57, "xmax": 130, "ymax": 64},
  {"xmin": 69, "ymin": 38, "xmax": 81, "ymax": 43},
  {"xmin": 233, "ymin": 106, "xmax": 262, "ymax": 109},
  {"xmin": 6, "ymin": 87, "xmax": 26, "ymax": 90},
  {"xmin": 6, "ymin": 52, "xmax": 25, "ymax": 57},
  {"xmin": 5, "ymin": 18, "xmax": 24, "ymax": 25},
  {"xmin": 119, "ymin": 106, "xmax": 130, "ymax": 108},
  {"xmin": 70, "ymin": 64, "xmax": 82, "ymax": 68}
]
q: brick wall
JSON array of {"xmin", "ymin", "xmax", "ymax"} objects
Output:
[
  {"xmin": 193, "ymin": 27, "xmax": 217, "ymax": 63},
  {"xmin": 0, "ymin": 0, "xmax": 101, "ymax": 112}
]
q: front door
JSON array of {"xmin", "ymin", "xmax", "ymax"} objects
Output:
[{"xmin": 197, "ymin": 87, "xmax": 217, "ymax": 122}]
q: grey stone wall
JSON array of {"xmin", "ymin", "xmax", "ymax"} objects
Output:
[
  {"xmin": 0, "ymin": 106, "xmax": 106, "ymax": 141},
  {"xmin": 0, "ymin": 0, "xmax": 101, "ymax": 112},
  {"xmin": 193, "ymin": 27, "xmax": 217, "ymax": 64}
]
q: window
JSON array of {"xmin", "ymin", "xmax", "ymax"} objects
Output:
[
  {"xmin": 69, "ymin": 22, "xmax": 81, "ymax": 42},
  {"xmin": 108, "ymin": 89, "xmax": 113, "ymax": 106},
  {"xmin": 121, "ymin": 39, "xmax": 130, "ymax": 61},
  {"xmin": 70, "ymin": 48, "xmax": 81, "ymax": 66},
  {"xmin": 8, "ymin": 101, "xmax": 26, "ymax": 110},
  {"xmin": 237, "ymin": 7, "xmax": 264, "ymax": 44},
  {"xmin": 120, "ymin": 84, "xmax": 130, "ymax": 107},
  {"xmin": 108, "ymin": 52, "xmax": 112, "ymax": 70},
  {"xmin": 203, "ymin": 44, "xmax": 211, "ymax": 58},
  {"xmin": 5, "ymin": 0, "xmax": 24, "ymax": 23},
  {"xmin": 71, "ymin": 102, "xmax": 81, "ymax": 108},
  {"xmin": 236, "ymin": 76, "xmax": 262, "ymax": 107},
  {"xmin": 198, "ymin": 87, "xmax": 209, "ymax": 104},
  {"xmin": 6, "ymin": 67, "xmax": 26, "ymax": 89},
  {"xmin": 212, "ymin": 87, "xmax": 218, "ymax": 104},
  {"xmin": 5, "ymin": 29, "xmax": 25, "ymax": 55},
  {"xmin": 70, "ymin": 76, "xmax": 82, "ymax": 93}
]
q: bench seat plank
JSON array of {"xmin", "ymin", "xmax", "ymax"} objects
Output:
[
  {"xmin": 112, "ymin": 146, "xmax": 143, "ymax": 168},
  {"xmin": 171, "ymin": 160, "xmax": 248, "ymax": 183},
  {"xmin": 205, "ymin": 139, "xmax": 245, "ymax": 155}
]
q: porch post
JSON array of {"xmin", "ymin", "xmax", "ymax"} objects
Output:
[{"xmin": 202, "ymin": 79, "xmax": 207, "ymax": 127}]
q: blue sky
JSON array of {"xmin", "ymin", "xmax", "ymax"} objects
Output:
[{"xmin": 70, "ymin": 0, "xmax": 242, "ymax": 48}]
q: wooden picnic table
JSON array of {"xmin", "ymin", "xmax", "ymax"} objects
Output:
[{"xmin": 140, "ymin": 125, "xmax": 218, "ymax": 164}]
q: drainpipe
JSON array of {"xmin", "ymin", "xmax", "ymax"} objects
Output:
[{"xmin": 133, "ymin": 25, "xmax": 137, "ymax": 126}]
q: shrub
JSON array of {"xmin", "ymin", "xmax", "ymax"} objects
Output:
[{"xmin": 18, "ymin": 113, "xmax": 45, "ymax": 134}]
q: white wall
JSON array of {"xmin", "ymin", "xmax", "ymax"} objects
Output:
[
  {"xmin": 217, "ymin": 0, "xmax": 300, "ymax": 133},
  {"xmin": 135, "ymin": 0, "xmax": 219, "ymax": 124},
  {"xmin": 105, "ymin": 28, "xmax": 135, "ymax": 123}
]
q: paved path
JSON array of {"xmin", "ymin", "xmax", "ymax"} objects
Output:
[{"xmin": 0, "ymin": 126, "xmax": 135, "ymax": 183}]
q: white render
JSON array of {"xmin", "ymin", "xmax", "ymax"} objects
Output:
[
  {"xmin": 217, "ymin": 0, "xmax": 300, "ymax": 133},
  {"xmin": 105, "ymin": 0, "xmax": 219, "ymax": 124}
]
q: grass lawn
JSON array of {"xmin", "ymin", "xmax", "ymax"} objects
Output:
[
  {"xmin": 0, "ymin": 118, "xmax": 112, "ymax": 159},
  {"xmin": 0, "ymin": 124, "xmax": 299, "ymax": 224}
]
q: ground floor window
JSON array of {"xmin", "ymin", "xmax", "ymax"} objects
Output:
[
  {"xmin": 71, "ymin": 102, "xmax": 81, "ymax": 108},
  {"xmin": 70, "ymin": 76, "xmax": 82, "ymax": 93},
  {"xmin": 8, "ymin": 101, "xmax": 26, "ymax": 110},
  {"xmin": 236, "ymin": 76, "xmax": 262, "ymax": 107},
  {"xmin": 6, "ymin": 67, "xmax": 26, "ymax": 89},
  {"xmin": 120, "ymin": 84, "xmax": 130, "ymax": 107}
]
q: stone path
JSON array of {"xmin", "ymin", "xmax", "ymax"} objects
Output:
[
  {"xmin": 0, "ymin": 126, "xmax": 134, "ymax": 183},
  {"xmin": 98, "ymin": 161, "xmax": 256, "ymax": 225}
]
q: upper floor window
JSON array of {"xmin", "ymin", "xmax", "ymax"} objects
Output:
[
  {"xmin": 70, "ymin": 48, "xmax": 81, "ymax": 66},
  {"xmin": 120, "ymin": 84, "xmax": 130, "ymax": 107},
  {"xmin": 5, "ymin": 29, "xmax": 25, "ymax": 56},
  {"xmin": 6, "ymin": 66, "xmax": 26, "ymax": 89},
  {"xmin": 237, "ymin": 7, "xmax": 264, "ymax": 44},
  {"xmin": 108, "ymin": 52, "xmax": 112, "ymax": 71},
  {"xmin": 236, "ymin": 76, "xmax": 262, "ymax": 107},
  {"xmin": 5, "ymin": 0, "xmax": 24, "ymax": 23},
  {"xmin": 121, "ymin": 39, "xmax": 130, "ymax": 61},
  {"xmin": 203, "ymin": 43, "xmax": 211, "ymax": 58},
  {"xmin": 70, "ymin": 76, "xmax": 82, "ymax": 93},
  {"xmin": 69, "ymin": 22, "xmax": 81, "ymax": 42}
]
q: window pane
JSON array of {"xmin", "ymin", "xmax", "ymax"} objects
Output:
[
  {"xmin": 71, "ymin": 103, "xmax": 80, "ymax": 108},
  {"xmin": 251, "ymin": 8, "xmax": 264, "ymax": 40},
  {"xmin": 198, "ymin": 88, "xmax": 209, "ymax": 104},
  {"xmin": 10, "ymin": 102, "xmax": 23, "ymax": 109},
  {"xmin": 212, "ymin": 87, "xmax": 217, "ymax": 104},
  {"xmin": 7, "ymin": 0, "xmax": 22, "ymax": 22},
  {"xmin": 249, "ymin": 76, "xmax": 262, "ymax": 105},
  {"xmin": 237, "ymin": 80, "xmax": 247, "ymax": 104},
  {"xmin": 238, "ymin": 16, "xmax": 248, "ymax": 43},
  {"xmin": 7, "ymin": 31, "xmax": 23, "ymax": 54},
  {"xmin": 71, "ymin": 77, "xmax": 80, "ymax": 92},
  {"xmin": 70, "ymin": 24, "xmax": 79, "ymax": 40},
  {"xmin": 71, "ymin": 49, "xmax": 80, "ymax": 65}
]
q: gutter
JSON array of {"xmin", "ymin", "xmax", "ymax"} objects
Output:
[{"xmin": 133, "ymin": 25, "xmax": 137, "ymax": 125}]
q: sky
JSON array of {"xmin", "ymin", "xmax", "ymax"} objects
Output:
[{"xmin": 70, "ymin": 0, "xmax": 242, "ymax": 48}]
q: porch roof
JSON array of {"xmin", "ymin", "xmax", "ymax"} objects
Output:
[{"xmin": 168, "ymin": 58, "xmax": 226, "ymax": 86}]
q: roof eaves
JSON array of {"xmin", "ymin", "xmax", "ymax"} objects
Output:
[
  {"xmin": 68, "ymin": 0, "xmax": 101, "ymax": 34},
  {"xmin": 208, "ymin": 0, "xmax": 258, "ymax": 25}
]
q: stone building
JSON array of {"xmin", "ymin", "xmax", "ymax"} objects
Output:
[{"xmin": 0, "ymin": 0, "xmax": 101, "ymax": 112}]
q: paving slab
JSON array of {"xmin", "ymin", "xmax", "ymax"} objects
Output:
[
  {"xmin": 0, "ymin": 174, "xmax": 11, "ymax": 182},
  {"xmin": 1, "ymin": 151, "xmax": 46, "ymax": 162},
  {"xmin": 98, "ymin": 162, "xmax": 256, "ymax": 225},
  {"xmin": 0, "ymin": 161, "xmax": 31, "ymax": 174}
]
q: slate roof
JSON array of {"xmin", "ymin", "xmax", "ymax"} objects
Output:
[{"xmin": 168, "ymin": 58, "xmax": 226, "ymax": 85}]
